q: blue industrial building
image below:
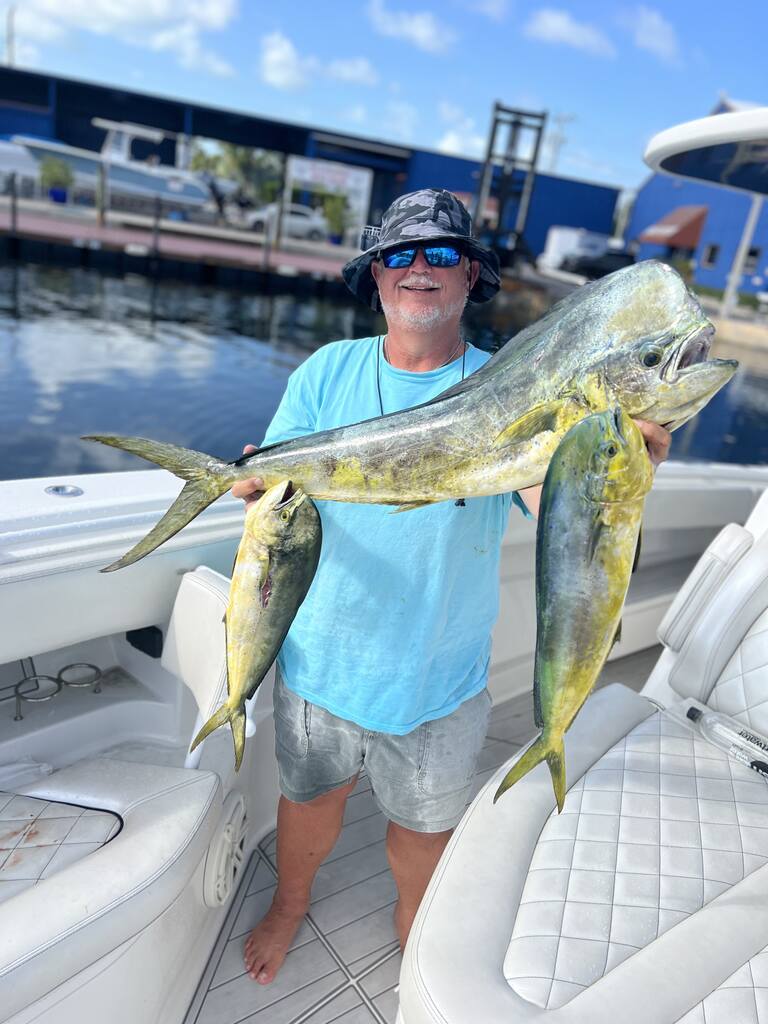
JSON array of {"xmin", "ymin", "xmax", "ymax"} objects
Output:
[
  {"xmin": 626, "ymin": 96, "xmax": 767, "ymax": 297},
  {"xmin": 0, "ymin": 66, "xmax": 618, "ymax": 259}
]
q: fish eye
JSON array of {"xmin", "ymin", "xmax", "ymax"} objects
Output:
[
  {"xmin": 280, "ymin": 509, "xmax": 290, "ymax": 522},
  {"xmin": 606, "ymin": 444, "xmax": 618, "ymax": 457},
  {"xmin": 640, "ymin": 344, "xmax": 664, "ymax": 368}
]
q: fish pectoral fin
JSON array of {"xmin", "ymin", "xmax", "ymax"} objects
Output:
[
  {"xmin": 632, "ymin": 525, "xmax": 642, "ymax": 574},
  {"xmin": 492, "ymin": 396, "xmax": 586, "ymax": 451},
  {"xmin": 612, "ymin": 619, "xmax": 622, "ymax": 648},
  {"xmin": 492, "ymin": 403, "xmax": 562, "ymax": 449},
  {"xmin": 587, "ymin": 510, "xmax": 606, "ymax": 563},
  {"xmin": 389, "ymin": 501, "xmax": 433, "ymax": 514}
]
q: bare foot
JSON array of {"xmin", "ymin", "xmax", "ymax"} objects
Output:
[{"xmin": 244, "ymin": 897, "xmax": 308, "ymax": 984}]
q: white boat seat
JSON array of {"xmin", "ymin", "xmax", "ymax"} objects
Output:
[
  {"xmin": 399, "ymin": 685, "xmax": 768, "ymax": 1023},
  {"xmin": 503, "ymin": 706, "xmax": 768, "ymax": 1010},
  {"xmin": 102, "ymin": 565, "xmax": 250, "ymax": 770},
  {"xmin": 0, "ymin": 790, "xmax": 121, "ymax": 906},
  {"xmin": 0, "ymin": 758, "xmax": 221, "ymax": 1021}
]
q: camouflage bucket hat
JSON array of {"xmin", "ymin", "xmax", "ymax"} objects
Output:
[{"xmin": 342, "ymin": 188, "xmax": 501, "ymax": 312}]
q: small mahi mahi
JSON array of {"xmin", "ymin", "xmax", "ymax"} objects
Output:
[
  {"xmin": 190, "ymin": 480, "xmax": 321, "ymax": 771},
  {"xmin": 494, "ymin": 407, "xmax": 653, "ymax": 812}
]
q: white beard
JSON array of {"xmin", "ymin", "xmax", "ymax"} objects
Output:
[{"xmin": 380, "ymin": 291, "xmax": 468, "ymax": 332}]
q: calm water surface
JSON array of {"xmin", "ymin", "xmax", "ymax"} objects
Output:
[{"xmin": 0, "ymin": 264, "xmax": 766, "ymax": 481}]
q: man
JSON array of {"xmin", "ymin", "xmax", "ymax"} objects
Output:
[{"xmin": 233, "ymin": 189, "xmax": 671, "ymax": 985}]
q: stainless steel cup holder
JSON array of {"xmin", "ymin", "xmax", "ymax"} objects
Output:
[
  {"xmin": 58, "ymin": 662, "xmax": 102, "ymax": 693},
  {"xmin": 11, "ymin": 661, "xmax": 104, "ymax": 721},
  {"xmin": 14, "ymin": 675, "xmax": 62, "ymax": 721}
]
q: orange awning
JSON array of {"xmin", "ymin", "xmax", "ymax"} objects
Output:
[{"xmin": 639, "ymin": 205, "xmax": 708, "ymax": 247}]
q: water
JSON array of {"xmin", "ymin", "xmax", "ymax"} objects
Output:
[{"xmin": 0, "ymin": 263, "xmax": 765, "ymax": 482}]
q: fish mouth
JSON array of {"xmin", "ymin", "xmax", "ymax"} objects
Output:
[
  {"xmin": 275, "ymin": 481, "xmax": 306, "ymax": 511},
  {"xmin": 662, "ymin": 322, "xmax": 716, "ymax": 383}
]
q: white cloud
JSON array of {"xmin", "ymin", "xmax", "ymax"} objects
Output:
[
  {"xmin": 150, "ymin": 22, "xmax": 234, "ymax": 77},
  {"xmin": 436, "ymin": 102, "xmax": 486, "ymax": 157},
  {"xmin": 259, "ymin": 31, "xmax": 314, "ymax": 90},
  {"xmin": 15, "ymin": 0, "xmax": 238, "ymax": 35},
  {"xmin": 469, "ymin": 0, "xmax": 510, "ymax": 20},
  {"xmin": 327, "ymin": 57, "xmax": 379, "ymax": 86},
  {"xmin": 259, "ymin": 33, "xmax": 379, "ymax": 92},
  {"xmin": 622, "ymin": 6, "xmax": 681, "ymax": 66},
  {"xmin": 12, "ymin": 0, "xmax": 237, "ymax": 75},
  {"xmin": 368, "ymin": 0, "xmax": 457, "ymax": 53},
  {"xmin": 524, "ymin": 9, "xmax": 616, "ymax": 58}
]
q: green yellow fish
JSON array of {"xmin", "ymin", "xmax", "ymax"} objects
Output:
[
  {"xmin": 190, "ymin": 480, "xmax": 321, "ymax": 771},
  {"xmin": 83, "ymin": 261, "xmax": 736, "ymax": 571},
  {"xmin": 494, "ymin": 407, "xmax": 654, "ymax": 811}
]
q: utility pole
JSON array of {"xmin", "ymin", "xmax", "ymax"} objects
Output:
[
  {"xmin": 5, "ymin": 4, "xmax": 15, "ymax": 67},
  {"xmin": 546, "ymin": 113, "xmax": 576, "ymax": 174}
]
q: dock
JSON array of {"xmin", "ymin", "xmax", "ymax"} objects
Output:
[{"xmin": 0, "ymin": 198, "xmax": 358, "ymax": 291}]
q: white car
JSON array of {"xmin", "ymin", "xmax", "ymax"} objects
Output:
[{"xmin": 244, "ymin": 202, "xmax": 328, "ymax": 240}]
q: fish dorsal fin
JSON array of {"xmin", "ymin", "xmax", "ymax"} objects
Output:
[{"xmin": 492, "ymin": 394, "xmax": 587, "ymax": 451}]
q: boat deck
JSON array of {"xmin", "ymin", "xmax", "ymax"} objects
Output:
[{"xmin": 183, "ymin": 647, "xmax": 659, "ymax": 1024}]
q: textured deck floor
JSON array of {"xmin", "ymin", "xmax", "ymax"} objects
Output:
[{"xmin": 184, "ymin": 647, "xmax": 659, "ymax": 1024}]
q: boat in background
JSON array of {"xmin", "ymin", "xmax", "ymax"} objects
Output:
[{"xmin": 4, "ymin": 118, "xmax": 213, "ymax": 217}]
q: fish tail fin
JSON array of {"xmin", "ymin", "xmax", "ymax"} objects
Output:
[
  {"xmin": 190, "ymin": 701, "xmax": 246, "ymax": 771},
  {"xmin": 546, "ymin": 740, "xmax": 567, "ymax": 814},
  {"xmin": 494, "ymin": 733, "xmax": 568, "ymax": 812},
  {"xmin": 82, "ymin": 435, "xmax": 234, "ymax": 571},
  {"xmin": 230, "ymin": 710, "xmax": 246, "ymax": 773}
]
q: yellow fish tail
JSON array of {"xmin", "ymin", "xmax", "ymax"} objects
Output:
[
  {"xmin": 82, "ymin": 435, "xmax": 233, "ymax": 571},
  {"xmin": 494, "ymin": 733, "xmax": 567, "ymax": 813},
  {"xmin": 190, "ymin": 701, "xmax": 246, "ymax": 771}
]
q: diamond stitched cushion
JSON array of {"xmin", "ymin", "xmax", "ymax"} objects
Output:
[
  {"xmin": 708, "ymin": 606, "xmax": 768, "ymax": 737},
  {"xmin": 0, "ymin": 791, "xmax": 121, "ymax": 905},
  {"xmin": 503, "ymin": 712, "xmax": 768, "ymax": 1010},
  {"xmin": 676, "ymin": 942, "xmax": 768, "ymax": 1024}
]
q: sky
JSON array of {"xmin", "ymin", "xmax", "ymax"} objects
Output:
[{"xmin": 5, "ymin": 0, "xmax": 767, "ymax": 190}]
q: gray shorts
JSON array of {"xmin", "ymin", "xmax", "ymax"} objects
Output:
[{"xmin": 273, "ymin": 670, "xmax": 492, "ymax": 833}]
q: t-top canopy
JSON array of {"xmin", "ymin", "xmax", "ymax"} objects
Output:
[{"xmin": 644, "ymin": 108, "xmax": 768, "ymax": 195}]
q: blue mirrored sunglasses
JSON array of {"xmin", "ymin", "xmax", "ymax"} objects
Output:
[{"xmin": 380, "ymin": 244, "xmax": 463, "ymax": 269}]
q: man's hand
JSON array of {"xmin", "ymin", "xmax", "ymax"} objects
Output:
[
  {"xmin": 230, "ymin": 444, "xmax": 265, "ymax": 510},
  {"xmin": 633, "ymin": 419, "xmax": 672, "ymax": 469}
]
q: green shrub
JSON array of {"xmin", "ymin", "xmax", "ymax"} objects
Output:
[
  {"xmin": 693, "ymin": 284, "xmax": 759, "ymax": 310},
  {"xmin": 322, "ymin": 193, "xmax": 349, "ymax": 236},
  {"xmin": 39, "ymin": 156, "xmax": 74, "ymax": 192}
]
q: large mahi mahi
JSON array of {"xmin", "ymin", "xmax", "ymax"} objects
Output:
[{"xmin": 84, "ymin": 261, "xmax": 736, "ymax": 571}]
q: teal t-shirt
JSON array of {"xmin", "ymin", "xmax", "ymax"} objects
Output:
[{"xmin": 262, "ymin": 336, "xmax": 531, "ymax": 735}]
